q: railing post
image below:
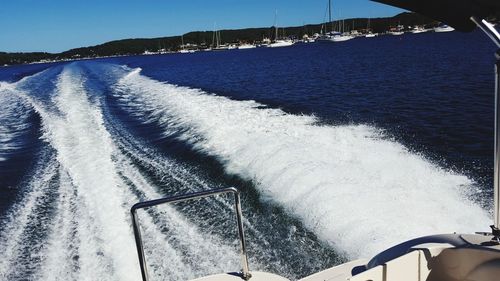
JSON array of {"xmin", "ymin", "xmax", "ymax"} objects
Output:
[
  {"xmin": 494, "ymin": 49, "xmax": 500, "ymax": 238},
  {"xmin": 131, "ymin": 209, "xmax": 150, "ymax": 281},
  {"xmin": 233, "ymin": 192, "xmax": 251, "ymax": 280},
  {"xmin": 131, "ymin": 187, "xmax": 251, "ymax": 281},
  {"xmin": 470, "ymin": 17, "xmax": 500, "ymax": 241}
]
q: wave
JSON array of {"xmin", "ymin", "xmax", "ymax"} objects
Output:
[
  {"xmin": 0, "ymin": 155, "xmax": 59, "ymax": 279},
  {"xmin": 0, "ymin": 65, "xmax": 141, "ymax": 281},
  {"xmin": 0, "ymin": 82, "xmax": 34, "ymax": 162},
  {"xmin": 1, "ymin": 61, "xmax": 492, "ymax": 279},
  {"xmin": 113, "ymin": 67, "xmax": 491, "ymax": 259},
  {"xmin": 0, "ymin": 64, "xmax": 256, "ymax": 280}
]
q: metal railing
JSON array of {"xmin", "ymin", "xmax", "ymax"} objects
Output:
[
  {"xmin": 130, "ymin": 187, "xmax": 252, "ymax": 281},
  {"xmin": 471, "ymin": 16, "xmax": 500, "ymax": 241}
]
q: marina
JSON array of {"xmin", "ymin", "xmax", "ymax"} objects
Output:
[{"xmin": 0, "ymin": 7, "xmax": 470, "ymax": 66}]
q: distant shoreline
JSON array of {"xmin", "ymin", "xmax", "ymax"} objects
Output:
[{"xmin": 1, "ymin": 12, "xmax": 497, "ymax": 67}]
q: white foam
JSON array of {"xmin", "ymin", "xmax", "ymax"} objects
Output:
[
  {"xmin": 40, "ymin": 169, "xmax": 82, "ymax": 281},
  {"xmin": 0, "ymin": 158, "xmax": 58, "ymax": 278},
  {"xmin": 110, "ymin": 131, "xmax": 258, "ymax": 279},
  {"xmin": 0, "ymin": 83, "xmax": 33, "ymax": 161},
  {"xmin": 103, "ymin": 120, "xmax": 273, "ymax": 277},
  {"xmin": 5, "ymin": 64, "xmax": 252, "ymax": 280},
  {"xmin": 28, "ymin": 66, "xmax": 141, "ymax": 281},
  {"xmin": 114, "ymin": 68, "xmax": 491, "ymax": 259}
]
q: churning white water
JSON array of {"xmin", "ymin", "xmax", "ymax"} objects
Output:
[
  {"xmin": 0, "ymin": 65, "xmax": 252, "ymax": 281},
  {"xmin": 0, "ymin": 61, "xmax": 492, "ymax": 280},
  {"xmin": 0, "ymin": 82, "xmax": 33, "ymax": 162},
  {"xmin": 113, "ymin": 67, "xmax": 490, "ymax": 259}
]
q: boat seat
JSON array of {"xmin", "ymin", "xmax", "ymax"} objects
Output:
[{"xmin": 421, "ymin": 247, "xmax": 500, "ymax": 281}]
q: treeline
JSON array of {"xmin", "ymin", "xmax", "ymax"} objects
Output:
[
  {"xmin": 0, "ymin": 52, "xmax": 55, "ymax": 66},
  {"xmin": 0, "ymin": 12, "xmax": 489, "ymax": 66},
  {"xmin": 51, "ymin": 13, "xmax": 441, "ymax": 58}
]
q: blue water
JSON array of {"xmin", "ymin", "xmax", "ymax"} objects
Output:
[
  {"xmin": 112, "ymin": 31, "xmax": 495, "ymax": 187},
  {"xmin": 0, "ymin": 31, "xmax": 496, "ymax": 280}
]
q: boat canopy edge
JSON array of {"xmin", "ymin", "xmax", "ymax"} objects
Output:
[{"xmin": 370, "ymin": 0, "xmax": 500, "ymax": 32}]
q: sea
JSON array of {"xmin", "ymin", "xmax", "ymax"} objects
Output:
[{"xmin": 0, "ymin": 30, "xmax": 497, "ymax": 281}]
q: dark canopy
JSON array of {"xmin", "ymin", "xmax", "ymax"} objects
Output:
[{"xmin": 371, "ymin": 0, "xmax": 500, "ymax": 32}]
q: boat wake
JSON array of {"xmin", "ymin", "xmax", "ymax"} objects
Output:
[
  {"xmin": 0, "ymin": 82, "xmax": 34, "ymax": 162},
  {"xmin": 0, "ymin": 64, "xmax": 255, "ymax": 281},
  {"xmin": 0, "ymin": 62, "xmax": 492, "ymax": 280},
  {"xmin": 113, "ymin": 66, "xmax": 491, "ymax": 259}
]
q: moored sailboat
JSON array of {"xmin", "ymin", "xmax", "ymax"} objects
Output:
[
  {"xmin": 316, "ymin": 0, "xmax": 354, "ymax": 43},
  {"xmin": 388, "ymin": 24, "xmax": 404, "ymax": 35},
  {"xmin": 268, "ymin": 10, "xmax": 294, "ymax": 48},
  {"xmin": 365, "ymin": 18, "xmax": 378, "ymax": 37},
  {"xmin": 434, "ymin": 23, "xmax": 455, "ymax": 32}
]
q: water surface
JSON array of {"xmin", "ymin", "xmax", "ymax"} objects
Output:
[{"xmin": 0, "ymin": 31, "xmax": 496, "ymax": 280}]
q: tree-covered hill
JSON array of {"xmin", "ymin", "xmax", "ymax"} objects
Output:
[{"xmin": 0, "ymin": 12, "xmax": 492, "ymax": 66}]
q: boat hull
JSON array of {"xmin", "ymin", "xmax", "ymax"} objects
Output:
[
  {"xmin": 268, "ymin": 41, "xmax": 294, "ymax": 48},
  {"xmin": 434, "ymin": 26, "xmax": 455, "ymax": 32},
  {"xmin": 187, "ymin": 233, "xmax": 500, "ymax": 281},
  {"xmin": 316, "ymin": 35, "xmax": 355, "ymax": 42}
]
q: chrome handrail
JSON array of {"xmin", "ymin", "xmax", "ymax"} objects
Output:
[
  {"xmin": 130, "ymin": 187, "xmax": 252, "ymax": 281},
  {"xmin": 471, "ymin": 16, "xmax": 500, "ymax": 241}
]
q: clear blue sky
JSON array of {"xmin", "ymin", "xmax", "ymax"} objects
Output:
[{"xmin": 0, "ymin": 0, "xmax": 403, "ymax": 53}]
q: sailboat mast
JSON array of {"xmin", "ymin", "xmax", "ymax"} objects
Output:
[
  {"xmin": 274, "ymin": 10, "xmax": 278, "ymax": 41},
  {"xmin": 328, "ymin": 0, "xmax": 331, "ymax": 27},
  {"xmin": 212, "ymin": 23, "xmax": 216, "ymax": 48},
  {"xmin": 329, "ymin": 0, "xmax": 333, "ymax": 33}
]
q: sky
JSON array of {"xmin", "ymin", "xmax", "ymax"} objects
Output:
[{"xmin": 0, "ymin": 0, "xmax": 404, "ymax": 53}]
